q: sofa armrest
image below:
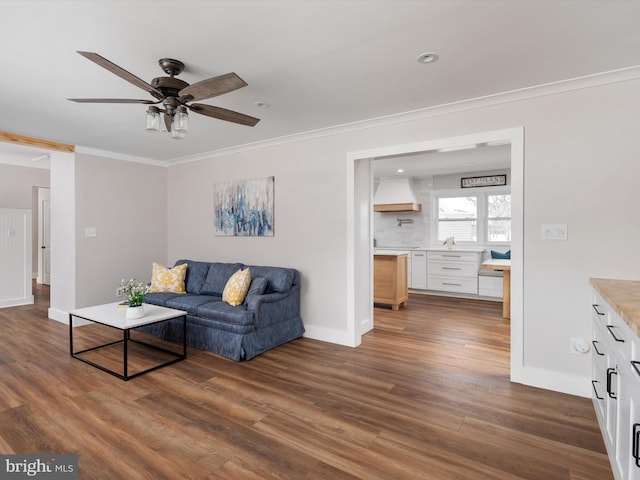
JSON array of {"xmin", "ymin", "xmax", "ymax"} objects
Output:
[{"xmin": 246, "ymin": 284, "xmax": 301, "ymax": 329}]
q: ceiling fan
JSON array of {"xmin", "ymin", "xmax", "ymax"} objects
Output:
[{"xmin": 68, "ymin": 51, "xmax": 260, "ymax": 139}]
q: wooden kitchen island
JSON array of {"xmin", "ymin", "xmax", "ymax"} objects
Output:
[{"xmin": 374, "ymin": 251, "xmax": 409, "ymax": 310}]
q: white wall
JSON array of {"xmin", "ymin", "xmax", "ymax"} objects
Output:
[
  {"xmin": 49, "ymin": 152, "xmax": 76, "ymax": 321},
  {"xmin": 0, "ymin": 163, "xmax": 50, "ymax": 274},
  {"xmin": 49, "ymin": 151, "xmax": 168, "ymax": 322},
  {"xmin": 0, "ymin": 208, "xmax": 32, "ymax": 307},
  {"xmin": 74, "ymin": 153, "xmax": 168, "ymax": 308},
  {"xmin": 166, "ymin": 73, "xmax": 640, "ymax": 396}
]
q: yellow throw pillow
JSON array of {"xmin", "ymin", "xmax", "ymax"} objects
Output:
[
  {"xmin": 149, "ymin": 262, "xmax": 188, "ymax": 293},
  {"xmin": 222, "ymin": 268, "xmax": 251, "ymax": 306}
]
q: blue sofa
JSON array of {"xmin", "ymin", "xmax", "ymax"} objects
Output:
[{"xmin": 139, "ymin": 259, "xmax": 304, "ymax": 361}]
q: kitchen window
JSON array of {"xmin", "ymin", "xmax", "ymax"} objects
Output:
[
  {"xmin": 435, "ymin": 188, "xmax": 511, "ymax": 244},
  {"xmin": 437, "ymin": 196, "xmax": 477, "ymax": 242}
]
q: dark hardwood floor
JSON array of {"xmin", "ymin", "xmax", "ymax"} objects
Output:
[{"xmin": 0, "ymin": 284, "xmax": 612, "ymax": 479}]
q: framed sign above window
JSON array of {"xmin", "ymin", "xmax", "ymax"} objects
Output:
[{"xmin": 461, "ymin": 174, "xmax": 507, "ymax": 188}]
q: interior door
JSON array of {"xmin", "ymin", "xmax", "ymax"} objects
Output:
[
  {"xmin": 43, "ymin": 198, "xmax": 51, "ymax": 285},
  {"xmin": 37, "ymin": 187, "xmax": 51, "ymax": 285}
]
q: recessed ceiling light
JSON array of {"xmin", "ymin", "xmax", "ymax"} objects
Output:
[
  {"xmin": 417, "ymin": 52, "xmax": 439, "ymax": 64},
  {"xmin": 397, "ymin": 169, "xmax": 404, "ymax": 173},
  {"xmin": 254, "ymin": 101, "xmax": 270, "ymax": 109}
]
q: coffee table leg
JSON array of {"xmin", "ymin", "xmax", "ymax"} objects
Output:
[
  {"xmin": 123, "ymin": 329, "xmax": 129, "ymax": 380},
  {"xmin": 69, "ymin": 314, "xmax": 74, "ymax": 355}
]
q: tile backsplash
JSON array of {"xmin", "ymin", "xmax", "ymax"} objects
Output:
[{"xmin": 374, "ymin": 176, "xmax": 432, "ymax": 247}]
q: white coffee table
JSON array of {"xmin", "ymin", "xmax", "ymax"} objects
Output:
[{"xmin": 69, "ymin": 302, "xmax": 187, "ymax": 381}]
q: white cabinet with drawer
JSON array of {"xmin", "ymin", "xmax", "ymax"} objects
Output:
[
  {"xmin": 426, "ymin": 249, "xmax": 484, "ymax": 295},
  {"xmin": 591, "ymin": 279, "xmax": 640, "ymax": 480},
  {"xmin": 410, "ymin": 250, "xmax": 427, "ymax": 290}
]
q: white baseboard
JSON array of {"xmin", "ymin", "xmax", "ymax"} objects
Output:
[
  {"xmin": 48, "ymin": 307, "xmax": 69, "ymax": 324},
  {"xmin": 0, "ymin": 296, "xmax": 34, "ymax": 308},
  {"xmin": 49, "ymin": 307, "xmax": 91, "ymax": 326},
  {"xmin": 515, "ymin": 365, "xmax": 591, "ymax": 398},
  {"xmin": 303, "ymin": 324, "xmax": 360, "ymax": 347}
]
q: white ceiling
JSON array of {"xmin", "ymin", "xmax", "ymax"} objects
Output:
[
  {"xmin": 2, "ymin": 0, "xmax": 640, "ymax": 166},
  {"xmin": 372, "ymin": 144, "xmax": 511, "ymax": 178}
]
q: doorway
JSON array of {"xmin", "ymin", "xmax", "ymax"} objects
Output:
[
  {"xmin": 347, "ymin": 127, "xmax": 524, "ymax": 382},
  {"xmin": 37, "ymin": 187, "xmax": 51, "ymax": 285}
]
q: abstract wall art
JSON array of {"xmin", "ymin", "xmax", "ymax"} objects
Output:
[{"xmin": 214, "ymin": 176, "xmax": 275, "ymax": 236}]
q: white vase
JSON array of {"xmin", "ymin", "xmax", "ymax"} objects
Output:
[{"xmin": 126, "ymin": 305, "xmax": 145, "ymax": 319}]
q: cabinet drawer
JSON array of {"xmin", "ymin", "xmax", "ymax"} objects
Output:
[
  {"xmin": 427, "ymin": 251, "xmax": 479, "ymax": 263},
  {"xmin": 427, "ymin": 275, "xmax": 478, "ymax": 294},
  {"xmin": 608, "ymin": 310, "xmax": 632, "ymax": 361},
  {"xmin": 429, "ymin": 260, "xmax": 478, "ymax": 277}
]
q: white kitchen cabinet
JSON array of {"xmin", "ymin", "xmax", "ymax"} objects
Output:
[
  {"xmin": 410, "ymin": 250, "xmax": 427, "ymax": 290},
  {"xmin": 426, "ymin": 249, "xmax": 483, "ymax": 295},
  {"xmin": 591, "ymin": 280, "xmax": 640, "ymax": 480}
]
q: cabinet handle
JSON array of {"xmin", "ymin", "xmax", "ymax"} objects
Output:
[
  {"xmin": 591, "ymin": 380, "xmax": 604, "ymax": 400},
  {"xmin": 607, "ymin": 367, "xmax": 618, "ymax": 399},
  {"xmin": 442, "ymin": 267, "xmax": 462, "ymax": 270},
  {"xmin": 631, "ymin": 361, "xmax": 640, "ymax": 378},
  {"xmin": 606, "ymin": 325, "xmax": 625, "ymax": 343},
  {"xmin": 414, "ymin": 253, "xmax": 425, "ymax": 257},
  {"xmin": 592, "ymin": 341, "xmax": 604, "ymax": 356},
  {"xmin": 634, "ymin": 423, "xmax": 640, "ymax": 468},
  {"xmin": 442, "ymin": 255, "xmax": 462, "ymax": 258},
  {"xmin": 442, "ymin": 282, "xmax": 462, "ymax": 287},
  {"xmin": 592, "ymin": 304, "xmax": 605, "ymax": 316}
]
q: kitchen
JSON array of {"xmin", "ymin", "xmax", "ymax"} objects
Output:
[{"xmin": 372, "ymin": 142, "xmax": 511, "ymax": 310}]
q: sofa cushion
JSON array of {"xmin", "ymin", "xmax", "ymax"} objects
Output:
[
  {"xmin": 149, "ymin": 262, "xmax": 188, "ymax": 293},
  {"xmin": 246, "ymin": 277, "xmax": 268, "ymax": 300},
  {"xmin": 245, "ymin": 266, "xmax": 294, "ymax": 293},
  {"xmin": 491, "ymin": 249, "xmax": 511, "ymax": 259},
  {"xmin": 145, "ymin": 292, "xmax": 185, "ymax": 307},
  {"xmin": 223, "ymin": 268, "xmax": 252, "ymax": 306},
  {"xmin": 165, "ymin": 294, "xmax": 221, "ymax": 315},
  {"xmin": 196, "ymin": 301, "xmax": 255, "ymax": 327},
  {"xmin": 201, "ymin": 263, "xmax": 244, "ymax": 295},
  {"xmin": 175, "ymin": 260, "xmax": 210, "ymax": 294}
]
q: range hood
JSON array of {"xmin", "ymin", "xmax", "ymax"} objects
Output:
[{"xmin": 373, "ymin": 177, "xmax": 421, "ymax": 212}]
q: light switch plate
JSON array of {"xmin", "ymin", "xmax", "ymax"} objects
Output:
[
  {"xmin": 541, "ymin": 224, "xmax": 567, "ymax": 240},
  {"xmin": 85, "ymin": 227, "xmax": 97, "ymax": 238}
]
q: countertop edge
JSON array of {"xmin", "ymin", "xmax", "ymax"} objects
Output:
[{"xmin": 590, "ymin": 277, "xmax": 640, "ymax": 336}]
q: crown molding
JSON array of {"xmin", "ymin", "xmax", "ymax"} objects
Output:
[
  {"xmin": 74, "ymin": 146, "xmax": 167, "ymax": 167},
  {"xmin": 166, "ymin": 65, "xmax": 640, "ymax": 167}
]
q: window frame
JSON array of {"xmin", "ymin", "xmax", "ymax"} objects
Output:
[{"xmin": 432, "ymin": 186, "xmax": 511, "ymax": 245}]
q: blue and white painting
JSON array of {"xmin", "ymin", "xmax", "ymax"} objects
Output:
[{"xmin": 214, "ymin": 176, "xmax": 275, "ymax": 236}]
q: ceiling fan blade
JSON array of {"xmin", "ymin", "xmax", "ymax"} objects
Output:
[
  {"xmin": 189, "ymin": 103, "xmax": 260, "ymax": 127},
  {"xmin": 179, "ymin": 73, "xmax": 247, "ymax": 102},
  {"xmin": 68, "ymin": 98, "xmax": 158, "ymax": 104},
  {"xmin": 77, "ymin": 51, "xmax": 163, "ymax": 100},
  {"xmin": 164, "ymin": 113, "xmax": 172, "ymax": 132}
]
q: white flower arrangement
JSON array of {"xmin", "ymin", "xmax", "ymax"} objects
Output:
[
  {"xmin": 443, "ymin": 236, "xmax": 456, "ymax": 248},
  {"xmin": 116, "ymin": 278, "xmax": 150, "ymax": 307}
]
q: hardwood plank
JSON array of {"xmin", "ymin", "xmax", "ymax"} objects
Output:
[{"xmin": 0, "ymin": 284, "xmax": 612, "ymax": 479}]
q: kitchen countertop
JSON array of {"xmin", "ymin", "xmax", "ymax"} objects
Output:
[
  {"xmin": 373, "ymin": 250, "xmax": 410, "ymax": 256},
  {"xmin": 590, "ymin": 278, "xmax": 640, "ymax": 336},
  {"xmin": 374, "ymin": 246, "xmax": 486, "ymax": 253}
]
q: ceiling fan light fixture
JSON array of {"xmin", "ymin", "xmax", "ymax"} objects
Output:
[
  {"xmin": 145, "ymin": 106, "xmax": 161, "ymax": 132},
  {"xmin": 173, "ymin": 105, "xmax": 189, "ymax": 134}
]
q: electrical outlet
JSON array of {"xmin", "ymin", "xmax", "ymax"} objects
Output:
[
  {"xmin": 570, "ymin": 337, "xmax": 589, "ymax": 355},
  {"xmin": 85, "ymin": 227, "xmax": 97, "ymax": 238}
]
